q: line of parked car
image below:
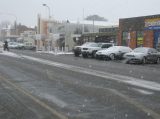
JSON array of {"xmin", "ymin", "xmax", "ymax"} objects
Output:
[
  {"xmin": 8, "ymin": 42, "xmax": 36, "ymax": 50},
  {"xmin": 73, "ymin": 42, "xmax": 160, "ymax": 64}
]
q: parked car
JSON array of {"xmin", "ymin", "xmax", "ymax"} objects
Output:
[
  {"xmin": 124, "ymin": 47, "xmax": 160, "ymax": 64},
  {"xmin": 81, "ymin": 42, "xmax": 114, "ymax": 58},
  {"xmin": 24, "ymin": 42, "xmax": 36, "ymax": 50},
  {"xmin": 8, "ymin": 42, "xmax": 19, "ymax": 49},
  {"xmin": 8, "ymin": 42, "xmax": 24, "ymax": 49},
  {"xmin": 17, "ymin": 43, "xmax": 25, "ymax": 49},
  {"xmin": 73, "ymin": 42, "xmax": 91, "ymax": 57},
  {"xmin": 96, "ymin": 46, "xmax": 132, "ymax": 60}
]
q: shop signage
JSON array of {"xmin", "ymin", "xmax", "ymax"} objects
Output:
[{"xmin": 145, "ymin": 18, "xmax": 160, "ymax": 30}]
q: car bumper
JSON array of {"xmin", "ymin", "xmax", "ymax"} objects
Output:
[
  {"xmin": 125, "ymin": 57, "xmax": 142, "ymax": 63},
  {"xmin": 82, "ymin": 51, "xmax": 92, "ymax": 55},
  {"xmin": 74, "ymin": 49, "xmax": 81, "ymax": 54},
  {"xmin": 96, "ymin": 54, "xmax": 110, "ymax": 59}
]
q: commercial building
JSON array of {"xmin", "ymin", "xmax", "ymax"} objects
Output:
[
  {"xmin": 82, "ymin": 25, "xmax": 118, "ymax": 44},
  {"xmin": 37, "ymin": 14, "xmax": 107, "ymax": 51},
  {"xmin": 118, "ymin": 14, "xmax": 160, "ymax": 50}
]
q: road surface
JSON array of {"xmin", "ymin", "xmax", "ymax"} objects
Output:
[{"xmin": 0, "ymin": 50, "xmax": 160, "ymax": 119}]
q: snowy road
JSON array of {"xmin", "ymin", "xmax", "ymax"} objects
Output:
[{"xmin": 0, "ymin": 50, "xmax": 160, "ymax": 119}]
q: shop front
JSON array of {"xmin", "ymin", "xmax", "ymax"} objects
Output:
[{"xmin": 118, "ymin": 14, "xmax": 160, "ymax": 50}]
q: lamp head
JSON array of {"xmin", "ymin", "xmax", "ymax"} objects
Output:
[{"xmin": 42, "ymin": 4, "xmax": 47, "ymax": 6}]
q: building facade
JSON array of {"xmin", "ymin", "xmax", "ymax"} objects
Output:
[
  {"xmin": 82, "ymin": 26, "xmax": 118, "ymax": 44},
  {"xmin": 118, "ymin": 14, "xmax": 160, "ymax": 50}
]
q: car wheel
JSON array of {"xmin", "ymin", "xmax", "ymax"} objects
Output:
[
  {"xmin": 110, "ymin": 53, "xmax": 115, "ymax": 60},
  {"xmin": 125, "ymin": 60, "xmax": 130, "ymax": 64},
  {"xmin": 74, "ymin": 53, "xmax": 80, "ymax": 57},
  {"xmin": 82, "ymin": 54, "xmax": 88, "ymax": 58},
  {"xmin": 95, "ymin": 55, "xmax": 99, "ymax": 59},
  {"xmin": 92, "ymin": 51, "xmax": 97, "ymax": 58},
  {"xmin": 142, "ymin": 57, "xmax": 146, "ymax": 64}
]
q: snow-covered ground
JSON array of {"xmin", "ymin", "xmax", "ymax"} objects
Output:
[
  {"xmin": 0, "ymin": 50, "xmax": 73, "ymax": 56},
  {"xmin": 36, "ymin": 51, "xmax": 73, "ymax": 55},
  {"xmin": 0, "ymin": 51, "xmax": 21, "ymax": 58}
]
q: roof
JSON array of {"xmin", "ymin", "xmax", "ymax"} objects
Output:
[{"xmin": 70, "ymin": 20, "xmax": 118, "ymax": 27}]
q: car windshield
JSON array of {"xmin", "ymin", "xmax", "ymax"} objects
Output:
[
  {"xmin": 81, "ymin": 42, "xmax": 90, "ymax": 46},
  {"xmin": 87, "ymin": 43, "xmax": 99, "ymax": 47},
  {"xmin": 106, "ymin": 46, "xmax": 119, "ymax": 51},
  {"xmin": 133, "ymin": 47, "xmax": 148, "ymax": 53}
]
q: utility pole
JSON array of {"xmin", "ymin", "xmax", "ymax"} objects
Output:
[{"xmin": 42, "ymin": 3, "xmax": 52, "ymax": 51}]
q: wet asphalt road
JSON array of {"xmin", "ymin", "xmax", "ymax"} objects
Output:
[{"xmin": 0, "ymin": 50, "xmax": 160, "ymax": 119}]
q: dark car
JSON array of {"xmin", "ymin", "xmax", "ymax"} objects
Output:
[{"xmin": 124, "ymin": 47, "xmax": 160, "ymax": 64}]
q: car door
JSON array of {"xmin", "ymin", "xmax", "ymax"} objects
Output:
[
  {"xmin": 147, "ymin": 48, "xmax": 158, "ymax": 62},
  {"xmin": 118, "ymin": 47, "xmax": 126, "ymax": 58}
]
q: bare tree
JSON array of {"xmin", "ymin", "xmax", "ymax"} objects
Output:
[{"xmin": 85, "ymin": 15, "xmax": 107, "ymax": 21}]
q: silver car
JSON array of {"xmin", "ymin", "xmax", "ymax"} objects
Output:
[
  {"xmin": 124, "ymin": 47, "xmax": 160, "ymax": 64},
  {"xmin": 81, "ymin": 43, "xmax": 114, "ymax": 58},
  {"xmin": 73, "ymin": 42, "xmax": 92, "ymax": 57},
  {"xmin": 96, "ymin": 46, "xmax": 132, "ymax": 60}
]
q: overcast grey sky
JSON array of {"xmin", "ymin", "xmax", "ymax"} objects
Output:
[{"xmin": 0, "ymin": 0, "xmax": 160, "ymax": 27}]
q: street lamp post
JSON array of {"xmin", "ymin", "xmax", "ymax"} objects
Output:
[
  {"xmin": 42, "ymin": 4, "xmax": 51, "ymax": 19},
  {"xmin": 42, "ymin": 3, "xmax": 52, "ymax": 51}
]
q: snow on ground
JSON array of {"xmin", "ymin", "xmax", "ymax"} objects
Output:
[
  {"xmin": 39, "ymin": 93, "xmax": 68, "ymax": 108},
  {"xmin": 0, "ymin": 51, "xmax": 21, "ymax": 58},
  {"xmin": 1, "ymin": 51, "xmax": 160, "ymax": 92},
  {"xmin": 22, "ymin": 55, "xmax": 160, "ymax": 92},
  {"xmin": 36, "ymin": 51, "xmax": 73, "ymax": 55},
  {"xmin": 132, "ymin": 88, "xmax": 154, "ymax": 95}
]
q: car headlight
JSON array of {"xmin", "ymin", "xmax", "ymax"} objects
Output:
[
  {"xmin": 88, "ymin": 48, "xmax": 93, "ymax": 51},
  {"xmin": 96, "ymin": 52, "xmax": 101, "ymax": 54}
]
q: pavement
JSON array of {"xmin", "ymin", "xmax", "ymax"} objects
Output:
[{"xmin": 0, "ymin": 50, "xmax": 160, "ymax": 119}]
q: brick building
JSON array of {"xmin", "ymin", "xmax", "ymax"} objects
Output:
[{"xmin": 118, "ymin": 14, "xmax": 160, "ymax": 50}]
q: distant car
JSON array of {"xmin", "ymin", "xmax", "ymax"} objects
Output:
[
  {"xmin": 17, "ymin": 43, "xmax": 25, "ymax": 49},
  {"xmin": 73, "ymin": 42, "xmax": 91, "ymax": 57},
  {"xmin": 96, "ymin": 46, "xmax": 132, "ymax": 60},
  {"xmin": 124, "ymin": 47, "xmax": 160, "ymax": 64},
  {"xmin": 8, "ymin": 42, "xmax": 19, "ymax": 49},
  {"xmin": 8, "ymin": 42, "xmax": 24, "ymax": 49},
  {"xmin": 81, "ymin": 42, "xmax": 114, "ymax": 58},
  {"xmin": 24, "ymin": 42, "xmax": 36, "ymax": 50}
]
